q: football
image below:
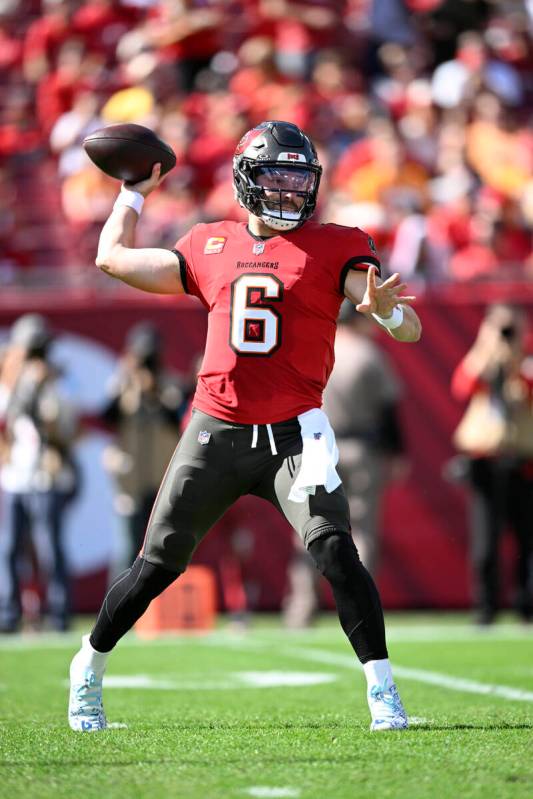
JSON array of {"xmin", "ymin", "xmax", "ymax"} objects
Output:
[{"xmin": 83, "ymin": 123, "xmax": 176, "ymax": 184}]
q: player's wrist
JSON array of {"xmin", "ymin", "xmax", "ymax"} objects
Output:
[
  {"xmin": 113, "ymin": 186, "xmax": 145, "ymax": 216},
  {"xmin": 372, "ymin": 304, "xmax": 404, "ymax": 330}
]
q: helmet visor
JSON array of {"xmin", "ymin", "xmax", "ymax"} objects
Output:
[{"xmin": 253, "ymin": 166, "xmax": 317, "ymax": 192}]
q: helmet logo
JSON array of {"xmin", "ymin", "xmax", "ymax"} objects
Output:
[
  {"xmin": 235, "ymin": 128, "xmax": 264, "ymax": 156},
  {"xmin": 279, "ymin": 152, "xmax": 306, "ymax": 163}
]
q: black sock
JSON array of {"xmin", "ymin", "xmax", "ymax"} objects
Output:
[
  {"xmin": 308, "ymin": 533, "xmax": 388, "ymax": 664},
  {"xmin": 90, "ymin": 557, "xmax": 179, "ymax": 652}
]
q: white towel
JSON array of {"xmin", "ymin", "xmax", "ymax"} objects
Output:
[{"xmin": 288, "ymin": 408, "xmax": 342, "ymax": 503}]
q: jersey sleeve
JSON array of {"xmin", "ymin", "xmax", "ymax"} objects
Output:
[
  {"xmin": 335, "ymin": 227, "xmax": 382, "ymax": 296},
  {"xmin": 171, "ymin": 226, "xmax": 203, "ymax": 301},
  {"xmin": 451, "ymin": 360, "xmax": 485, "ymax": 402}
]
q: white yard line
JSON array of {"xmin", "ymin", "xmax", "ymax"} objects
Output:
[
  {"xmin": 63, "ymin": 671, "xmax": 338, "ymax": 691},
  {"xmin": 279, "ymin": 645, "xmax": 533, "ymax": 703},
  {"xmin": 392, "ymin": 665, "xmax": 533, "ymax": 703}
]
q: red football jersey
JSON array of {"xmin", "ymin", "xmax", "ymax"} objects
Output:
[{"xmin": 174, "ymin": 220, "xmax": 380, "ymax": 424}]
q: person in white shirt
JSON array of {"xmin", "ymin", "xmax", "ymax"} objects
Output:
[{"xmin": 0, "ymin": 314, "xmax": 79, "ymax": 632}]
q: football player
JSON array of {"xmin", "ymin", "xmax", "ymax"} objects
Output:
[{"xmin": 68, "ymin": 121, "xmax": 421, "ymax": 733}]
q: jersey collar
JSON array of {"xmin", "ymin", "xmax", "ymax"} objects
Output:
[
  {"xmin": 245, "ymin": 225, "xmax": 277, "ymax": 242},
  {"xmin": 245, "ymin": 222, "xmax": 307, "ymax": 242}
]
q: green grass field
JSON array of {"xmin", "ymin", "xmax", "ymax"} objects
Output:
[{"xmin": 1, "ymin": 613, "xmax": 533, "ymax": 799}]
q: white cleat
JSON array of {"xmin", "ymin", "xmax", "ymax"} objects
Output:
[
  {"xmin": 368, "ymin": 681, "xmax": 408, "ymax": 731},
  {"xmin": 68, "ymin": 648, "xmax": 107, "ymax": 732}
]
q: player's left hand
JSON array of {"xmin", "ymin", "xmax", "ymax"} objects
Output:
[{"xmin": 356, "ymin": 266, "xmax": 416, "ymax": 318}]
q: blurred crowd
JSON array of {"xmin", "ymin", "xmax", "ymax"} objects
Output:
[{"xmin": 0, "ymin": 0, "xmax": 532, "ymax": 281}]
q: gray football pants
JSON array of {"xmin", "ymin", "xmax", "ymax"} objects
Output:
[{"xmin": 141, "ymin": 409, "xmax": 351, "ymax": 572}]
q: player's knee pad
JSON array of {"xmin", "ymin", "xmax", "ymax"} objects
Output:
[{"xmin": 308, "ymin": 532, "xmax": 361, "ymax": 587}]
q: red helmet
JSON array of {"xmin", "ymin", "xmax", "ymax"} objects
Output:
[{"xmin": 233, "ymin": 121, "xmax": 322, "ymax": 231}]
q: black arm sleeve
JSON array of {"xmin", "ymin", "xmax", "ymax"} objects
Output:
[
  {"xmin": 339, "ymin": 256, "xmax": 381, "ymax": 295},
  {"xmin": 171, "ymin": 249, "xmax": 189, "ymax": 294}
]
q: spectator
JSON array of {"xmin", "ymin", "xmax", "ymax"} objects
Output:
[
  {"xmin": 49, "ymin": 90, "xmax": 103, "ymax": 178},
  {"xmin": 0, "ymin": 10, "xmax": 23, "ymax": 73},
  {"xmin": 71, "ymin": 0, "xmax": 141, "ymax": 60},
  {"xmin": 323, "ymin": 303, "xmax": 406, "ymax": 574},
  {"xmin": 0, "ymin": 84, "xmax": 44, "ymax": 160},
  {"xmin": 448, "ymin": 211, "xmax": 500, "ymax": 282},
  {"xmin": 0, "ymin": 314, "xmax": 79, "ymax": 632},
  {"xmin": 141, "ymin": 0, "xmax": 224, "ymax": 93},
  {"xmin": 465, "ymin": 92, "xmax": 532, "ymax": 202},
  {"xmin": 23, "ymin": 0, "xmax": 73, "ymax": 84},
  {"xmin": 451, "ymin": 303, "xmax": 533, "ymax": 625},
  {"xmin": 36, "ymin": 38, "xmax": 88, "ymax": 135},
  {"xmin": 283, "ymin": 301, "xmax": 405, "ymax": 627},
  {"xmin": 101, "ymin": 322, "xmax": 188, "ymax": 570},
  {"xmin": 331, "ymin": 117, "xmax": 429, "ymax": 206}
]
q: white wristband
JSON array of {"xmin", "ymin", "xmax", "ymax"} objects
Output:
[
  {"xmin": 371, "ymin": 304, "xmax": 404, "ymax": 330},
  {"xmin": 113, "ymin": 187, "xmax": 145, "ymax": 216}
]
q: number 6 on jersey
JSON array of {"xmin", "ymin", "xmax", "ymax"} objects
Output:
[{"xmin": 230, "ymin": 274, "xmax": 284, "ymax": 356}]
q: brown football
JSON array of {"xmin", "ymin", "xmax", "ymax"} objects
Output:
[{"xmin": 83, "ymin": 123, "xmax": 176, "ymax": 183}]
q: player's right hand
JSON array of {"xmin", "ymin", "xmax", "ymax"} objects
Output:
[
  {"xmin": 125, "ymin": 162, "xmax": 165, "ymax": 197},
  {"xmin": 356, "ymin": 266, "xmax": 416, "ymax": 318}
]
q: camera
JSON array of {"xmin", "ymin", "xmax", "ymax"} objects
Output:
[{"xmin": 500, "ymin": 325, "xmax": 516, "ymax": 340}]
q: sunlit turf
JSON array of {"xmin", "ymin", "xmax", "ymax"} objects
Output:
[{"xmin": 1, "ymin": 613, "xmax": 532, "ymax": 799}]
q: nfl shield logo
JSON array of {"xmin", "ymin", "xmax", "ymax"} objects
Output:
[
  {"xmin": 198, "ymin": 430, "xmax": 211, "ymax": 445},
  {"xmin": 313, "ymin": 432, "xmax": 322, "ymax": 440},
  {"xmin": 253, "ymin": 241, "xmax": 265, "ymax": 255}
]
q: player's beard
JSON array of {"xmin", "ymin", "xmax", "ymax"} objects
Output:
[{"xmin": 260, "ymin": 195, "xmax": 305, "ymax": 231}]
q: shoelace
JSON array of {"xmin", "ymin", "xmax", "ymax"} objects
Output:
[
  {"xmin": 369, "ymin": 684, "xmax": 403, "ymax": 715},
  {"xmin": 73, "ymin": 672, "xmax": 103, "ymax": 715}
]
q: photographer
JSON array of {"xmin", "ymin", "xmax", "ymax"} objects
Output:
[
  {"xmin": 102, "ymin": 322, "xmax": 188, "ymax": 571},
  {"xmin": 283, "ymin": 302, "xmax": 406, "ymax": 628},
  {"xmin": 0, "ymin": 314, "xmax": 79, "ymax": 632},
  {"xmin": 452, "ymin": 304, "xmax": 533, "ymax": 625}
]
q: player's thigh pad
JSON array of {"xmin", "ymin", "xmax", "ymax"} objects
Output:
[
  {"xmin": 265, "ymin": 451, "xmax": 351, "ymax": 549},
  {"xmin": 142, "ymin": 412, "xmax": 242, "ymax": 571}
]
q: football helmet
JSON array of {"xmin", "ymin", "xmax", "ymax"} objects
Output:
[{"xmin": 233, "ymin": 121, "xmax": 322, "ymax": 231}]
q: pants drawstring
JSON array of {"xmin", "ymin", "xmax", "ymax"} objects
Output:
[
  {"xmin": 266, "ymin": 424, "xmax": 277, "ymax": 456},
  {"xmin": 250, "ymin": 423, "xmax": 277, "ymax": 456}
]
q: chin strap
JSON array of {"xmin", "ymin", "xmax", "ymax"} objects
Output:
[{"xmin": 261, "ymin": 215, "xmax": 301, "ymax": 231}]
